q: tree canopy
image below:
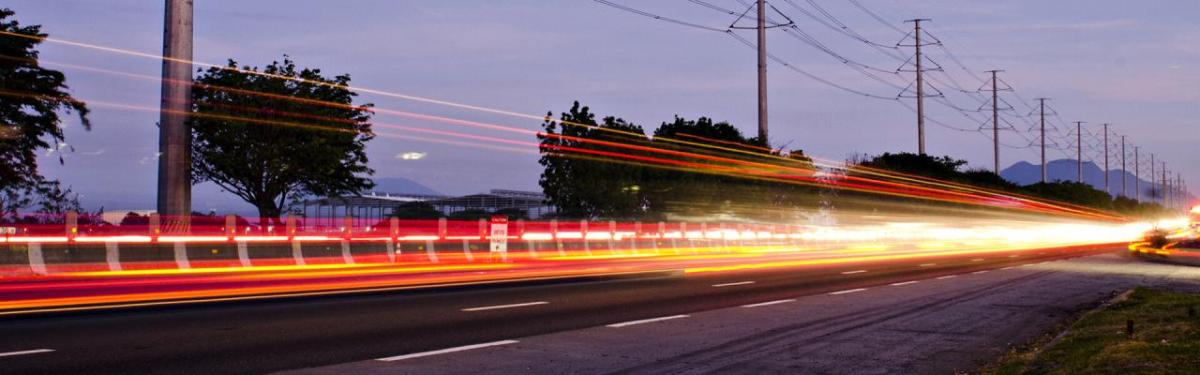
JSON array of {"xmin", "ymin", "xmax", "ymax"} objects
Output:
[
  {"xmin": 538, "ymin": 101, "xmax": 651, "ymax": 219},
  {"xmin": 389, "ymin": 201, "xmax": 442, "ymax": 220},
  {"xmin": 0, "ymin": 8, "xmax": 89, "ymax": 221},
  {"xmin": 190, "ymin": 57, "xmax": 374, "ymax": 221},
  {"xmin": 859, "ymin": 152, "xmax": 1171, "ymax": 217},
  {"xmin": 537, "ymin": 102, "xmax": 818, "ymax": 221}
]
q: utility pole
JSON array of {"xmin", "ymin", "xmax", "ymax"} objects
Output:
[
  {"xmin": 1075, "ymin": 121, "xmax": 1084, "ymax": 183},
  {"xmin": 1120, "ymin": 135, "xmax": 1126, "ymax": 198},
  {"xmin": 1102, "ymin": 124, "xmax": 1109, "ymax": 194},
  {"xmin": 1134, "ymin": 146, "xmax": 1140, "ymax": 202},
  {"xmin": 756, "ymin": 0, "xmax": 768, "ymax": 145},
  {"xmin": 1162, "ymin": 162, "xmax": 1168, "ymax": 207},
  {"xmin": 1150, "ymin": 153, "xmax": 1156, "ymax": 202},
  {"xmin": 1038, "ymin": 98, "xmax": 1048, "ymax": 183},
  {"xmin": 158, "ymin": 0, "xmax": 193, "ymax": 231},
  {"xmin": 905, "ymin": 19, "xmax": 931, "ymax": 155},
  {"xmin": 988, "ymin": 70, "xmax": 1003, "ymax": 173},
  {"xmin": 1177, "ymin": 173, "xmax": 1185, "ymax": 209}
]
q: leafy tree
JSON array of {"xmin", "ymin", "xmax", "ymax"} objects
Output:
[
  {"xmin": 190, "ymin": 57, "xmax": 374, "ymax": 223},
  {"xmin": 119, "ymin": 212, "xmax": 149, "ymax": 226},
  {"xmin": 858, "ymin": 152, "xmax": 965, "ymax": 181},
  {"xmin": 647, "ymin": 116, "xmax": 759, "ymax": 217},
  {"xmin": 389, "ymin": 201, "xmax": 443, "ymax": 219},
  {"xmin": 492, "ymin": 207, "xmax": 528, "ymax": 220},
  {"xmin": 1023, "ymin": 181, "xmax": 1114, "ymax": 209},
  {"xmin": 447, "ymin": 209, "xmax": 491, "ymax": 221},
  {"xmin": 538, "ymin": 102, "xmax": 650, "ymax": 219},
  {"xmin": 0, "ymin": 9, "xmax": 89, "ymax": 220}
]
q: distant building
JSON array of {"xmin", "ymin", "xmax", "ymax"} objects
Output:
[{"xmin": 297, "ymin": 189, "xmax": 556, "ymax": 227}]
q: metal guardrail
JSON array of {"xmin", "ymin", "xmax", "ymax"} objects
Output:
[{"xmin": 1, "ymin": 214, "xmax": 802, "ymax": 277}]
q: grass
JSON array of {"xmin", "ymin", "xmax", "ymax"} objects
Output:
[{"xmin": 986, "ymin": 287, "xmax": 1200, "ymax": 375}]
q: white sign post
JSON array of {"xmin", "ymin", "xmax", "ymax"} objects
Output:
[{"xmin": 489, "ymin": 216, "xmax": 509, "ymax": 261}]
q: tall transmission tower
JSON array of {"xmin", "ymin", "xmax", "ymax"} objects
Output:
[
  {"xmin": 158, "ymin": 0, "xmax": 193, "ymax": 231},
  {"xmin": 1120, "ymin": 135, "xmax": 1126, "ymax": 197},
  {"xmin": 904, "ymin": 18, "xmax": 932, "ymax": 155},
  {"xmin": 1075, "ymin": 121, "xmax": 1084, "ymax": 183},
  {"xmin": 756, "ymin": 0, "xmax": 768, "ymax": 145},
  {"xmin": 1134, "ymin": 146, "xmax": 1140, "ymax": 202},
  {"xmin": 1102, "ymin": 124, "xmax": 1109, "ymax": 194},
  {"xmin": 987, "ymin": 70, "xmax": 1004, "ymax": 173},
  {"xmin": 1150, "ymin": 153, "xmax": 1156, "ymax": 202},
  {"xmin": 1037, "ymin": 98, "xmax": 1048, "ymax": 183},
  {"xmin": 1162, "ymin": 162, "xmax": 1168, "ymax": 207}
]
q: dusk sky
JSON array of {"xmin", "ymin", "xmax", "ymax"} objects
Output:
[{"xmin": 8, "ymin": 0, "xmax": 1197, "ymax": 213}]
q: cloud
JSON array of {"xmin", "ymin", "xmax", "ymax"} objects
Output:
[{"xmin": 137, "ymin": 152, "xmax": 162, "ymax": 165}]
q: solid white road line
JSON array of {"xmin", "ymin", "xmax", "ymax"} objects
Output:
[
  {"xmin": 829, "ymin": 288, "xmax": 867, "ymax": 295},
  {"xmin": 608, "ymin": 314, "xmax": 690, "ymax": 328},
  {"xmin": 377, "ymin": 340, "xmax": 518, "ymax": 362},
  {"xmin": 712, "ymin": 281, "xmax": 755, "ymax": 287},
  {"xmin": 742, "ymin": 299, "xmax": 795, "ymax": 308},
  {"xmin": 0, "ymin": 349, "xmax": 54, "ymax": 358},
  {"xmin": 840, "ymin": 270, "xmax": 867, "ymax": 275},
  {"xmin": 936, "ymin": 275, "xmax": 957, "ymax": 280},
  {"xmin": 461, "ymin": 301, "xmax": 548, "ymax": 312},
  {"xmin": 918, "ymin": 263, "xmax": 936, "ymax": 267},
  {"xmin": 890, "ymin": 281, "xmax": 919, "ymax": 286},
  {"xmin": 972, "ymin": 270, "xmax": 989, "ymax": 274}
]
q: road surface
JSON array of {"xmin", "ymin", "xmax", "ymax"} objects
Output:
[{"xmin": 3, "ymin": 247, "xmax": 1197, "ymax": 374}]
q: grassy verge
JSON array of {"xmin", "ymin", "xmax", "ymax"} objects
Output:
[{"xmin": 986, "ymin": 287, "xmax": 1200, "ymax": 374}]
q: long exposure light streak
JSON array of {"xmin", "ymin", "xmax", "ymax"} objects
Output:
[{"xmin": 0, "ymin": 51, "xmax": 1126, "ymax": 221}]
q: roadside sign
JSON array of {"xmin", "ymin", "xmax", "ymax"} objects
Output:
[{"xmin": 489, "ymin": 216, "xmax": 508, "ymax": 253}]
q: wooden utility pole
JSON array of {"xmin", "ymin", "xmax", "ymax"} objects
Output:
[
  {"xmin": 756, "ymin": 0, "xmax": 768, "ymax": 145},
  {"xmin": 158, "ymin": 0, "xmax": 193, "ymax": 231}
]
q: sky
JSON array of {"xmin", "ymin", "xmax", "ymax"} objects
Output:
[{"xmin": 7, "ymin": 0, "xmax": 1198, "ymax": 213}]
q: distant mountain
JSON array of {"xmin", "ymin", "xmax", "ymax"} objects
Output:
[
  {"xmin": 370, "ymin": 177, "xmax": 440, "ymax": 196},
  {"xmin": 1001, "ymin": 159, "xmax": 1162, "ymax": 199}
]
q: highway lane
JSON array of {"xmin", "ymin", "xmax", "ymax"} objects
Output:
[
  {"xmin": 0, "ymin": 246, "xmax": 1113, "ymax": 374},
  {"xmin": 315, "ymin": 251, "xmax": 1200, "ymax": 374}
]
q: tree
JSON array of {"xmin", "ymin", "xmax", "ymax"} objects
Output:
[
  {"xmin": 389, "ymin": 201, "xmax": 443, "ymax": 220},
  {"xmin": 491, "ymin": 207, "xmax": 529, "ymax": 220},
  {"xmin": 448, "ymin": 209, "xmax": 491, "ymax": 221},
  {"xmin": 0, "ymin": 9, "xmax": 89, "ymax": 221},
  {"xmin": 537, "ymin": 102, "xmax": 650, "ymax": 219},
  {"xmin": 190, "ymin": 57, "xmax": 374, "ymax": 223}
]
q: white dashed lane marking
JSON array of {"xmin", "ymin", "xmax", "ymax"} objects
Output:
[
  {"xmin": 712, "ymin": 281, "xmax": 755, "ymax": 288},
  {"xmin": 461, "ymin": 301, "xmax": 548, "ymax": 312},
  {"xmin": 742, "ymin": 299, "xmax": 795, "ymax": 308},
  {"xmin": 607, "ymin": 315, "xmax": 690, "ymax": 328},
  {"xmin": 0, "ymin": 349, "xmax": 54, "ymax": 358},
  {"xmin": 829, "ymin": 288, "xmax": 868, "ymax": 295},
  {"xmin": 377, "ymin": 341, "xmax": 518, "ymax": 362}
]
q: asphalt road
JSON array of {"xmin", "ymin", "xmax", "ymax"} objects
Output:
[{"xmin": 0, "ymin": 246, "xmax": 1125, "ymax": 374}]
